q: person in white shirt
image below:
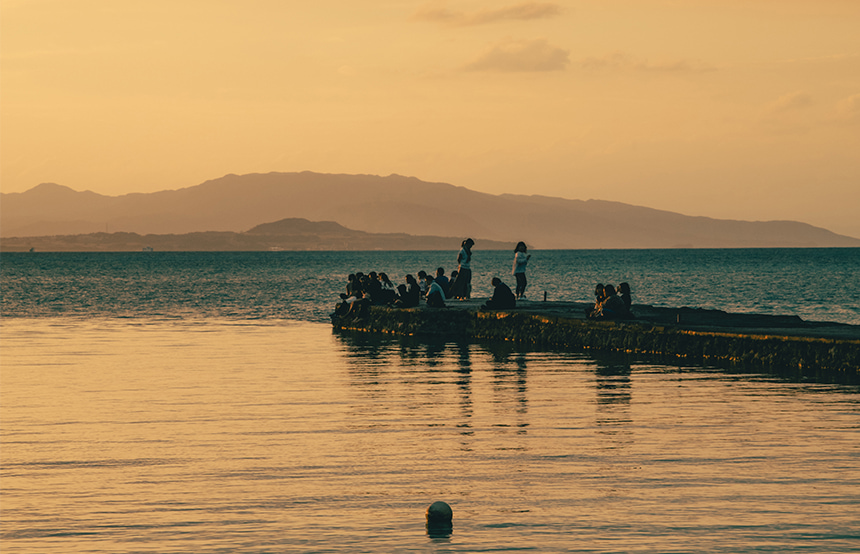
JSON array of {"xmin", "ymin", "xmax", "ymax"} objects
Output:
[{"xmin": 512, "ymin": 241, "xmax": 531, "ymax": 300}]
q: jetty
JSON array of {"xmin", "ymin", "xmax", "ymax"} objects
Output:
[{"xmin": 331, "ymin": 300, "xmax": 860, "ymax": 384}]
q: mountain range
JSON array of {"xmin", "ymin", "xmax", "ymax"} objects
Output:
[
  {"xmin": 0, "ymin": 218, "xmax": 514, "ymax": 252},
  {"xmin": 2, "ymin": 171, "xmax": 858, "ymax": 249}
]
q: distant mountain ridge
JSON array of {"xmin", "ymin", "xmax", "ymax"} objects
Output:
[
  {"xmin": 2, "ymin": 172, "xmax": 858, "ymax": 248},
  {"xmin": 0, "ymin": 217, "xmax": 515, "ymax": 252}
]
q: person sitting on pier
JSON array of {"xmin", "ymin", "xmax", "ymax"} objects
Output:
[
  {"xmin": 378, "ymin": 272, "xmax": 397, "ymax": 304},
  {"xmin": 434, "ymin": 267, "xmax": 449, "ymax": 297},
  {"xmin": 417, "ymin": 270, "xmax": 429, "ymax": 298},
  {"xmin": 447, "ymin": 270, "xmax": 458, "ymax": 298},
  {"xmin": 586, "ymin": 283, "xmax": 605, "ymax": 317},
  {"xmin": 394, "ymin": 274, "xmax": 420, "ymax": 308},
  {"xmin": 425, "ymin": 275, "xmax": 447, "ymax": 308},
  {"xmin": 481, "ymin": 277, "xmax": 516, "ymax": 310},
  {"xmin": 340, "ymin": 274, "xmax": 357, "ymax": 301},
  {"xmin": 364, "ymin": 271, "xmax": 383, "ymax": 305},
  {"xmin": 591, "ymin": 284, "xmax": 631, "ymax": 319},
  {"xmin": 618, "ymin": 282, "xmax": 633, "ymax": 314}
]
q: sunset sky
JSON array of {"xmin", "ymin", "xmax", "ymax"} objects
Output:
[{"xmin": 2, "ymin": 0, "xmax": 859, "ymax": 237}]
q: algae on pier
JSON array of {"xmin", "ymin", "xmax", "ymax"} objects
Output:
[{"xmin": 332, "ymin": 301, "xmax": 860, "ymax": 384}]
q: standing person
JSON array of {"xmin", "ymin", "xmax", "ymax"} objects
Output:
[
  {"xmin": 512, "ymin": 241, "xmax": 531, "ymax": 300},
  {"xmin": 448, "ymin": 238, "xmax": 474, "ymax": 300}
]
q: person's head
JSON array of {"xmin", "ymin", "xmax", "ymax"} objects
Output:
[
  {"xmin": 595, "ymin": 283, "xmax": 604, "ymax": 296},
  {"xmin": 348, "ymin": 273, "xmax": 355, "ymax": 282},
  {"xmin": 426, "ymin": 275, "xmax": 435, "ymax": 283},
  {"xmin": 418, "ymin": 270, "xmax": 427, "ymax": 279},
  {"xmin": 406, "ymin": 274, "xmax": 416, "ymax": 284},
  {"xmin": 619, "ymin": 282, "xmax": 630, "ymax": 294},
  {"xmin": 450, "ymin": 270, "xmax": 458, "ymax": 279},
  {"xmin": 604, "ymin": 284, "xmax": 616, "ymax": 296},
  {"xmin": 491, "ymin": 277, "xmax": 501, "ymax": 287},
  {"xmin": 463, "ymin": 238, "xmax": 474, "ymax": 249},
  {"xmin": 436, "ymin": 267, "xmax": 445, "ymax": 277},
  {"xmin": 379, "ymin": 272, "xmax": 391, "ymax": 283},
  {"xmin": 515, "ymin": 241, "xmax": 527, "ymax": 253}
]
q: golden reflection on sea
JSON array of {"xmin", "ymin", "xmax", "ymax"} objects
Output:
[{"xmin": 1, "ymin": 318, "xmax": 858, "ymax": 553}]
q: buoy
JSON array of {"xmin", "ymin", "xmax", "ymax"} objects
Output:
[{"xmin": 426, "ymin": 501, "xmax": 453, "ymax": 537}]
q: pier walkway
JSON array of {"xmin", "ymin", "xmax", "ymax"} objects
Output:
[{"xmin": 332, "ymin": 300, "xmax": 860, "ymax": 384}]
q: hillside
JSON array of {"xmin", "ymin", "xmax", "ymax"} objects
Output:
[
  {"xmin": 0, "ymin": 218, "xmax": 514, "ymax": 252},
  {"xmin": 2, "ymin": 172, "xmax": 858, "ymax": 248}
]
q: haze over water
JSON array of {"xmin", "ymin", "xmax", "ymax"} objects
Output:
[{"xmin": 2, "ymin": 249, "xmax": 859, "ymax": 552}]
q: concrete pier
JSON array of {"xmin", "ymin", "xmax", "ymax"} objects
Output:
[{"xmin": 331, "ymin": 300, "xmax": 860, "ymax": 384}]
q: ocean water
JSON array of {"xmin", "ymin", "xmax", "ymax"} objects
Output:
[
  {"xmin": 2, "ymin": 250, "xmax": 859, "ymax": 553},
  {"xmin": 3, "ymin": 248, "xmax": 860, "ymax": 324}
]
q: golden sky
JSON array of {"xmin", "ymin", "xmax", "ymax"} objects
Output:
[{"xmin": 2, "ymin": 0, "xmax": 859, "ymax": 237}]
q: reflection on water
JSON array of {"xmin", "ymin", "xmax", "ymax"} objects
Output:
[
  {"xmin": 593, "ymin": 353, "xmax": 634, "ymax": 450},
  {"xmin": 2, "ymin": 319, "xmax": 859, "ymax": 553}
]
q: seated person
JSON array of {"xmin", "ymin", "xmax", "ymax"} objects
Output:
[
  {"xmin": 447, "ymin": 270, "xmax": 458, "ymax": 298},
  {"xmin": 377, "ymin": 272, "xmax": 397, "ymax": 305},
  {"xmin": 591, "ymin": 284, "xmax": 631, "ymax": 319},
  {"xmin": 393, "ymin": 274, "xmax": 420, "ymax": 308},
  {"xmin": 425, "ymin": 275, "xmax": 446, "ymax": 308},
  {"xmin": 586, "ymin": 282, "xmax": 605, "ymax": 317},
  {"xmin": 434, "ymin": 267, "xmax": 449, "ymax": 297},
  {"xmin": 481, "ymin": 277, "xmax": 516, "ymax": 310},
  {"xmin": 618, "ymin": 282, "xmax": 633, "ymax": 313},
  {"xmin": 364, "ymin": 271, "xmax": 383, "ymax": 304},
  {"xmin": 340, "ymin": 273, "xmax": 357, "ymax": 300},
  {"xmin": 417, "ymin": 270, "xmax": 429, "ymax": 298}
]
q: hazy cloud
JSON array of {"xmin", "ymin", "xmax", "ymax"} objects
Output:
[
  {"xmin": 581, "ymin": 51, "xmax": 716, "ymax": 73},
  {"xmin": 464, "ymin": 38, "xmax": 569, "ymax": 72},
  {"xmin": 766, "ymin": 91, "xmax": 814, "ymax": 113},
  {"xmin": 414, "ymin": 1, "xmax": 561, "ymax": 27},
  {"xmin": 836, "ymin": 93, "xmax": 860, "ymax": 121}
]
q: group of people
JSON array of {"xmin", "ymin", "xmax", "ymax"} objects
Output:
[
  {"xmin": 332, "ymin": 238, "xmax": 635, "ymax": 320},
  {"xmin": 333, "ymin": 267, "xmax": 454, "ymax": 317},
  {"xmin": 586, "ymin": 282, "xmax": 633, "ymax": 320},
  {"xmin": 333, "ymin": 238, "xmax": 531, "ymax": 316}
]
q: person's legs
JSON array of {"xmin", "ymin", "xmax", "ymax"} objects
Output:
[{"xmin": 515, "ymin": 273, "xmax": 527, "ymax": 298}]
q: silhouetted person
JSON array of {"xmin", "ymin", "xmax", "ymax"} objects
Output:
[
  {"xmin": 586, "ymin": 283, "xmax": 605, "ymax": 317},
  {"xmin": 364, "ymin": 271, "xmax": 383, "ymax": 304},
  {"xmin": 448, "ymin": 238, "xmax": 474, "ymax": 300},
  {"xmin": 618, "ymin": 282, "xmax": 632, "ymax": 313},
  {"xmin": 394, "ymin": 274, "xmax": 420, "ymax": 308},
  {"xmin": 481, "ymin": 277, "xmax": 516, "ymax": 310},
  {"xmin": 378, "ymin": 272, "xmax": 396, "ymax": 304},
  {"xmin": 447, "ymin": 270, "xmax": 458, "ymax": 298},
  {"xmin": 417, "ymin": 270, "xmax": 428, "ymax": 298},
  {"xmin": 591, "ymin": 284, "xmax": 630, "ymax": 319},
  {"xmin": 512, "ymin": 241, "xmax": 530, "ymax": 300},
  {"xmin": 425, "ymin": 275, "xmax": 446, "ymax": 308},
  {"xmin": 434, "ymin": 267, "xmax": 449, "ymax": 297}
]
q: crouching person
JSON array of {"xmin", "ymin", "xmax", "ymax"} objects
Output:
[
  {"xmin": 481, "ymin": 277, "xmax": 516, "ymax": 310},
  {"xmin": 425, "ymin": 275, "xmax": 446, "ymax": 308}
]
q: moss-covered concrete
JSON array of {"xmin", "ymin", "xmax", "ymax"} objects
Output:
[{"xmin": 332, "ymin": 302, "xmax": 860, "ymax": 384}]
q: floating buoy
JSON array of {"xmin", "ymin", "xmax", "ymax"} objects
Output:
[{"xmin": 426, "ymin": 501, "xmax": 453, "ymax": 537}]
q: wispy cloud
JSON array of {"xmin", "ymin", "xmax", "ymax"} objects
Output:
[
  {"xmin": 766, "ymin": 91, "xmax": 813, "ymax": 114},
  {"xmin": 836, "ymin": 93, "xmax": 860, "ymax": 121},
  {"xmin": 414, "ymin": 1, "xmax": 561, "ymax": 27},
  {"xmin": 464, "ymin": 38, "xmax": 569, "ymax": 72},
  {"xmin": 580, "ymin": 51, "xmax": 716, "ymax": 74}
]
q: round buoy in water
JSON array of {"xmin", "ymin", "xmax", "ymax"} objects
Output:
[{"xmin": 426, "ymin": 501, "xmax": 453, "ymax": 538}]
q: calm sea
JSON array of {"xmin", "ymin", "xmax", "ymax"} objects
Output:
[{"xmin": 2, "ymin": 249, "xmax": 859, "ymax": 553}]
